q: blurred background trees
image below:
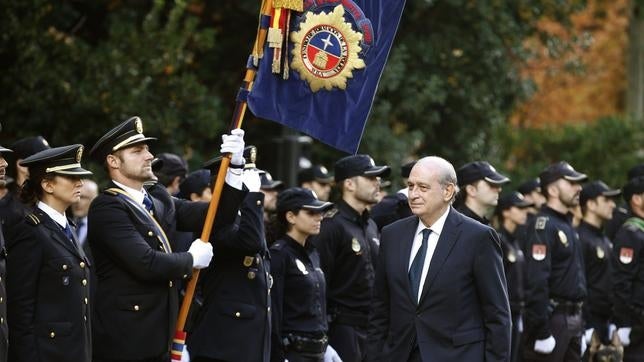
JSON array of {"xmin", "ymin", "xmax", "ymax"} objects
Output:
[{"xmin": 0, "ymin": 0, "xmax": 642, "ymax": 189}]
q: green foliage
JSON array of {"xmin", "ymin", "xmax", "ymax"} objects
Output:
[{"xmin": 494, "ymin": 116, "xmax": 644, "ymax": 189}]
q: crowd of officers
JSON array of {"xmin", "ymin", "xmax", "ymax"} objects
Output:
[{"xmin": 0, "ymin": 117, "xmax": 643, "ymax": 362}]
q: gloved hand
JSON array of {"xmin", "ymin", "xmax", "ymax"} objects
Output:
[
  {"xmin": 242, "ymin": 168, "xmax": 261, "ymax": 192},
  {"xmin": 188, "ymin": 239, "xmax": 213, "ymax": 269},
  {"xmin": 220, "ymin": 128, "xmax": 245, "ymax": 166},
  {"xmin": 534, "ymin": 335, "xmax": 556, "ymax": 354},
  {"xmin": 617, "ymin": 327, "xmax": 632, "ymax": 346},
  {"xmin": 581, "ymin": 335, "xmax": 587, "ymax": 356},
  {"xmin": 180, "ymin": 347, "xmax": 190, "ymax": 362},
  {"xmin": 584, "ymin": 328, "xmax": 594, "ymax": 344},
  {"xmin": 324, "ymin": 345, "xmax": 342, "ymax": 362}
]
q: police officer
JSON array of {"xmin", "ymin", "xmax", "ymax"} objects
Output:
[
  {"xmin": 495, "ymin": 191, "xmax": 533, "ymax": 362},
  {"xmin": 298, "ymin": 165, "xmax": 334, "ymax": 202},
  {"xmin": 577, "ymin": 181, "xmax": 620, "ymax": 352},
  {"xmin": 178, "ymin": 169, "xmax": 213, "ymax": 202},
  {"xmin": 605, "ymin": 164, "xmax": 644, "ymax": 240},
  {"xmin": 0, "ymin": 141, "xmax": 11, "ymax": 362},
  {"xmin": 523, "ymin": 161, "xmax": 588, "ymax": 361},
  {"xmin": 270, "ymin": 188, "xmax": 341, "ymax": 362},
  {"xmin": 611, "ymin": 176, "xmax": 644, "ymax": 361},
  {"xmin": 155, "ymin": 152, "xmax": 189, "ymax": 196},
  {"xmin": 87, "ymin": 117, "xmax": 244, "ymax": 362},
  {"xmin": 455, "ymin": 161, "xmax": 510, "ymax": 225},
  {"xmin": 6, "ymin": 144, "xmax": 93, "ymax": 361},
  {"xmin": 187, "ymin": 149, "xmax": 272, "ymax": 362},
  {"xmin": 311, "ymin": 154, "xmax": 389, "ymax": 362},
  {"xmin": 0, "ymin": 136, "xmax": 50, "ymax": 239},
  {"xmin": 518, "ymin": 178, "xmax": 547, "ymax": 216},
  {"xmin": 370, "ymin": 160, "xmax": 415, "ymax": 231}
]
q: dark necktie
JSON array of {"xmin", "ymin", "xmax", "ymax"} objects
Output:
[
  {"xmin": 409, "ymin": 228, "xmax": 431, "ymax": 302},
  {"xmin": 143, "ymin": 193, "xmax": 154, "ymax": 214},
  {"xmin": 62, "ymin": 224, "xmax": 76, "ymax": 246}
]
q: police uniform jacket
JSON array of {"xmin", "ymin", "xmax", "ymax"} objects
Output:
[
  {"xmin": 0, "ymin": 224, "xmax": 8, "ymax": 362},
  {"xmin": 270, "ymin": 235, "xmax": 327, "ymax": 362},
  {"xmin": 0, "ymin": 190, "xmax": 31, "ymax": 241},
  {"xmin": 611, "ymin": 216, "xmax": 644, "ymax": 327},
  {"xmin": 88, "ymin": 181, "xmax": 244, "ymax": 360},
  {"xmin": 523, "ymin": 206, "xmax": 587, "ymax": 341},
  {"xmin": 577, "ymin": 221, "xmax": 613, "ymax": 329},
  {"xmin": 311, "ymin": 199, "xmax": 379, "ymax": 321},
  {"xmin": 7, "ymin": 209, "xmax": 91, "ymax": 362},
  {"xmin": 497, "ymin": 227, "xmax": 525, "ymax": 315},
  {"xmin": 187, "ymin": 192, "xmax": 272, "ymax": 362},
  {"xmin": 456, "ymin": 205, "xmax": 489, "ymax": 225},
  {"xmin": 370, "ymin": 192, "xmax": 412, "ymax": 231}
]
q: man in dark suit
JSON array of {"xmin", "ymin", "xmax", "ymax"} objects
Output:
[
  {"xmin": 87, "ymin": 117, "xmax": 246, "ymax": 362},
  {"xmin": 367, "ymin": 156, "xmax": 511, "ymax": 362}
]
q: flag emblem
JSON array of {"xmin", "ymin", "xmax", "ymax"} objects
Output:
[
  {"xmin": 291, "ymin": 5, "xmax": 365, "ymax": 91},
  {"xmin": 532, "ymin": 244, "xmax": 547, "ymax": 261},
  {"xmin": 619, "ymin": 247, "xmax": 634, "ymax": 264}
]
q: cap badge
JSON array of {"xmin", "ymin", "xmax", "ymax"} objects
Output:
[
  {"xmin": 135, "ymin": 118, "xmax": 143, "ymax": 134},
  {"xmin": 596, "ymin": 246, "xmax": 605, "ymax": 259},
  {"xmin": 319, "ymin": 166, "xmax": 328, "ymax": 174},
  {"xmin": 558, "ymin": 230, "xmax": 568, "ymax": 246},
  {"xmin": 619, "ymin": 247, "xmax": 633, "ymax": 264},
  {"xmin": 76, "ymin": 146, "xmax": 83, "ymax": 163},
  {"xmin": 42, "ymin": 139, "xmax": 50, "ymax": 147},
  {"xmin": 532, "ymin": 244, "xmax": 546, "ymax": 261},
  {"xmin": 351, "ymin": 237, "xmax": 361, "ymax": 253},
  {"xmin": 243, "ymin": 256, "xmax": 254, "ymax": 267},
  {"xmin": 295, "ymin": 259, "xmax": 308, "ymax": 275},
  {"xmin": 249, "ymin": 147, "xmax": 257, "ymax": 164}
]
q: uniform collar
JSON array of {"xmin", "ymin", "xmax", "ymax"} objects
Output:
[
  {"xmin": 283, "ymin": 234, "xmax": 315, "ymax": 254},
  {"xmin": 542, "ymin": 205, "xmax": 573, "ymax": 223},
  {"xmin": 337, "ymin": 199, "xmax": 370, "ymax": 225},
  {"xmin": 112, "ymin": 180, "xmax": 146, "ymax": 205},
  {"xmin": 37, "ymin": 201, "xmax": 68, "ymax": 228},
  {"xmin": 579, "ymin": 220, "xmax": 603, "ymax": 235}
]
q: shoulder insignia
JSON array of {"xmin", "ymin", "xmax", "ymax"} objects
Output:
[
  {"xmin": 324, "ymin": 208, "xmax": 339, "ymax": 218},
  {"xmin": 557, "ymin": 230, "xmax": 568, "ymax": 246},
  {"xmin": 103, "ymin": 188, "xmax": 119, "ymax": 196},
  {"xmin": 535, "ymin": 216, "xmax": 548, "ymax": 230},
  {"xmin": 25, "ymin": 213, "xmax": 41, "ymax": 226},
  {"xmin": 532, "ymin": 244, "xmax": 547, "ymax": 261},
  {"xmin": 619, "ymin": 247, "xmax": 634, "ymax": 264}
]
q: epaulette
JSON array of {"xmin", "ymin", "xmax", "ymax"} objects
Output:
[
  {"xmin": 103, "ymin": 188, "xmax": 119, "ymax": 196},
  {"xmin": 25, "ymin": 213, "xmax": 41, "ymax": 226},
  {"xmin": 535, "ymin": 216, "xmax": 548, "ymax": 230},
  {"xmin": 324, "ymin": 208, "xmax": 339, "ymax": 219},
  {"xmin": 270, "ymin": 241, "xmax": 285, "ymax": 250}
]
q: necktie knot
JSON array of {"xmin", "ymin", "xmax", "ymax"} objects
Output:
[{"xmin": 143, "ymin": 194, "xmax": 154, "ymax": 213}]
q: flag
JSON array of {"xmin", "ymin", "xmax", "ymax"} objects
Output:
[{"xmin": 247, "ymin": 0, "xmax": 406, "ymax": 154}]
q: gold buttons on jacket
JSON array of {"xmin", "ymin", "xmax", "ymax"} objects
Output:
[
  {"xmin": 134, "ymin": 305, "xmax": 140, "ymax": 311},
  {"xmin": 49, "ymin": 332, "xmax": 55, "ymax": 338},
  {"xmin": 169, "ymin": 281, "xmax": 173, "ymax": 288},
  {"xmin": 80, "ymin": 262, "xmax": 86, "ymax": 269},
  {"xmin": 82, "ymin": 279, "xmax": 87, "ymax": 286},
  {"xmin": 84, "ymin": 298, "xmax": 88, "ymax": 305},
  {"xmin": 256, "ymin": 200, "xmax": 262, "ymax": 206},
  {"xmin": 148, "ymin": 231, "xmax": 154, "ymax": 237},
  {"xmin": 62, "ymin": 264, "xmax": 68, "ymax": 270},
  {"xmin": 235, "ymin": 312, "xmax": 241, "ymax": 318},
  {"xmin": 247, "ymin": 271, "xmax": 256, "ymax": 280}
]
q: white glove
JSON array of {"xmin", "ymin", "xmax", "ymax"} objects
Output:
[
  {"xmin": 608, "ymin": 324, "xmax": 617, "ymax": 341},
  {"xmin": 324, "ymin": 345, "xmax": 342, "ymax": 362},
  {"xmin": 220, "ymin": 128, "xmax": 245, "ymax": 166},
  {"xmin": 534, "ymin": 335, "xmax": 556, "ymax": 354},
  {"xmin": 581, "ymin": 335, "xmax": 587, "ymax": 356},
  {"xmin": 180, "ymin": 346, "xmax": 190, "ymax": 362},
  {"xmin": 243, "ymin": 169, "xmax": 261, "ymax": 192},
  {"xmin": 188, "ymin": 238, "xmax": 213, "ymax": 269},
  {"xmin": 617, "ymin": 327, "xmax": 632, "ymax": 346},
  {"xmin": 584, "ymin": 328, "xmax": 594, "ymax": 344}
]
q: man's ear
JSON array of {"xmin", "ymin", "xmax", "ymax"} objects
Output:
[
  {"xmin": 106, "ymin": 154, "xmax": 119, "ymax": 170},
  {"xmin": 444, "ymin": 183, "xmax": 455, "ymax": 201}
]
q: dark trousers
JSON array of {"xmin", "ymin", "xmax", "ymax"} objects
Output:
[
  {"xmin": 328, "ymin": 323, "xmax": 367, "ymax": 362},
  {"xmin": 511, "ymin": 313, "xmax": 524, "ymax": 362},
  {"xmin": 523, "ymin": 311, "xmax": 583, "ymax": 362},
  {"xmin": 624, "ymin": 326, "xmax": 644, "ymax": 362}
]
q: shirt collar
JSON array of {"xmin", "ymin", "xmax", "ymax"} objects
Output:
[
  {"xmin": 37, "ymin": 201, "xmax": 68, "ymax": 228},
  {"xmin": 415, "ymin": 206, "xmax": 450, "ymax": 237},
  {"xmin": 113, "ymin": 180, "xmax": 146, "ymax": 205}
]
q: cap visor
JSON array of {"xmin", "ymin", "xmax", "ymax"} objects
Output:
[
  {"xmin": 484, "ymin": 174, "xmax": 510, "ymax": 185},
  {"xmin": 56, "ymin": 167, "xmax": 93, "ymax": 176},
  {"xmin": 203, "ymin": 156, "xmax": 223, "ymax": 170},
  {"xmin": 515, "ymin": 200, "xmax": 534, "ymax": 208},
  {"xmin": 302, "ymin": 201, "xmax": 333, "ymax": 212},
  {"xmin": 0, "ymin": 147, "xmax": 12, "ymax": 153},
  {"xmin": 363, "ymin": 166, "xmax": 391, "ymax": 178},
  {"xmin": 261, "ymin": 181, "xmax": 283, "ymax": 190},
  {"xmin": 602, "ymin": 189, "xmax": 622, "ymax": 198},
  {"xmin": 563, "ymin": 172, "xmax": 587, "ymax": 182},
  {"xmin": 315, "ymin": 176, "xmax": 334, "ymax": 184},
  {"xmin": 119, "ymin": 136, "xmax": 157, "ymax": 151}
]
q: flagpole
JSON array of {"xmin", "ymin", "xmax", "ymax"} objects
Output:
[{"xmin": 171, "ymin": 0, "xmax": 274, "ymax": 360}]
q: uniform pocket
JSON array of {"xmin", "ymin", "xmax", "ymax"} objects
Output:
[
  {"xmin": 35, "ymin": 321, "xmax": 73, "ymax": 338},
  {"xmin": 116, "ymin": 293, "xmax": 157, "ymax": 312},
  {"xmin": 216, "ymin": 300, "xmax": 257, "ymax": 319}
]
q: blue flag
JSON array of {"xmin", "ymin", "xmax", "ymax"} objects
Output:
[{"xmin": 247, "ymin": 0, "xmax": 406, "ymax": 154}]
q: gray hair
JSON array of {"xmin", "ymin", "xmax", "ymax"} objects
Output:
[{"xmin": 415, "ymin": 156, "xmax": 459, "ymax": 203}]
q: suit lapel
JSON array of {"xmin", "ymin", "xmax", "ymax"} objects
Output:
[
  {"xmin": 39, "ymin": 211, "xmax": 83, "ymax": 259},
  {"xmin": 418, "ymin": 207, "xmax": 461, "ymax": 304},
  {"xmin": 400, "ymin": 217, "xmax": 420, "ymax": 304}
]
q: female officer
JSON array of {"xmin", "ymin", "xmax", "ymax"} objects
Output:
[
  {"xmin": 6, "ymin": 144, "xmax": 93, "ymax": 362},
  {"xmin": 269, "ymin": 187, "xmax": 341, "ymax": 362}
]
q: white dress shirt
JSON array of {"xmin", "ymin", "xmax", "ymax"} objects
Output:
[
  {"xmin": 37, "ymin": 201, "xmax": 69, "ymax": 229},
  {"xmin": 113, "ymin": 180, "xmax": 147, "ymax": 206},
  {"xmin": 408, "ymin": 207, "xmax": 450, "ymax": 303}
]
